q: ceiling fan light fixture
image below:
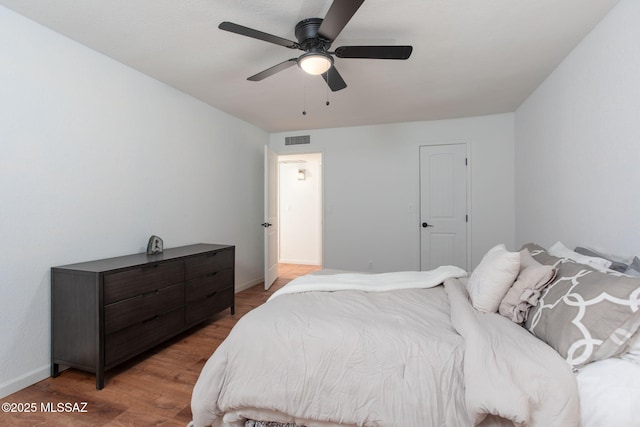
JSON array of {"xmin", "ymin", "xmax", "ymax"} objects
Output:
[{"xmin": 298, "ymin": 52, "xmax": 333, "ymax": 75}]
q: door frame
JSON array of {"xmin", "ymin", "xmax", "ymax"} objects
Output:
[
  {"xmin": 277, "ymin": 152, "xmax": 324, "ymax": 267},
  {"xmin": 265, "ymin": 147, "xmax": 325, "ymax": 285},
  {"xmin": 418, "ymin": 141, "xmax": 472, "ymax": 271}
]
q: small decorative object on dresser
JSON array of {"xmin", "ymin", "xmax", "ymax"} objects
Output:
[
  {"xmin": 146, "ymin": 235, "xmax": 163, "ymax": 254},
  {"xmin": 51, "ymin": 243, "xmax": 234, "ymax": 389}
]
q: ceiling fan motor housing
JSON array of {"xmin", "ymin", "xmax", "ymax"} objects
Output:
[{"xmin": 295, "ymin": 18, "xmax": 332, "ymax": 51}]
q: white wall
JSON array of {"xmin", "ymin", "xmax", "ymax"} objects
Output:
[
  {"xmin": 0, "ymin": 7, "xmax": 266, "ymax": 397},
  {"xmin": 279, "ymin": 153, "xmax": 322, "ymax": 265},
  {"xmin": 515, "ymin": 0, "xmax": 640, "ymax": 258},
  {"xmin": 271, "ymin": 114, "xmax": 515, "ymax": 273}
]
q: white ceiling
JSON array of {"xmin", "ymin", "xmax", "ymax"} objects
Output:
[{"xmin": 0, "ymin": 0, "xmax": 620, "ymax": 132}]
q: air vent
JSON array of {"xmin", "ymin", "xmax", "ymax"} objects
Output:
[{"xmin": 285, "ymin": 135, "xmax": 311, "ymax": 145}]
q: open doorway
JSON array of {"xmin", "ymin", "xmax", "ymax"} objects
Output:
[{"xmin": 278, "ymin": 153, "xmax": 323, "ymax": 267}]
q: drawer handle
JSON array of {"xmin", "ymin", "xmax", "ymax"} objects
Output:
[
  {"xmin": 142, "ymin": 264, "xmax": 160, "ymax": 271},
  {"xmin": 205, "ymin": 291, "xmax": 218, "ymax": 299},
  {"xmin": 206, "ymin": 272, "xmax": 218, "ymax": 278},
  {"xmin": 140, "ymin": 289, "xmax": 161, "ymax": 298},
  {"xmin": 142, "ymin": 315, "xmax": 160, "ymax": 324},
  {"xmin": 136, "ymin": 289, "xmax": 160, "ymax": 298},
  {"xmin": 206, "ymin": 252, "xmax": 218, "ymax": 258}
]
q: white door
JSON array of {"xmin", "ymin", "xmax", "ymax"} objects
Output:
[
  {"xmin": 420, "ymin": 144, "xmax": 468, "ymax": 270},
  {"xmin": 264, "ymin": 146, "xmax": 279, "ymax": 290}
]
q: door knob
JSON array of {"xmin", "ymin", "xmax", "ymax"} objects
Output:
[{"xmin": 421, "ymin": 222, "xmax": 433, "ymax": 228}]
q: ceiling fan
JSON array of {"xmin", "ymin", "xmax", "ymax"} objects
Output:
[{"xmin": 219, "ymin": 0, "xmax": 413, "ymax": 92}]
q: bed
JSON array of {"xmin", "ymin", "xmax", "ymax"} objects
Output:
[{"xmin": 190, "ymin": 243, "xmax": 640, "ymax": 427}]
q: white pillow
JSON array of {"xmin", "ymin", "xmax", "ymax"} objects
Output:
[
  {"xmin": 466, "ymin": 244, "xmax": 520, "ymax": 312},
  {"xmin": 548, "ymin": 241, "xmax": 612, "ymax": 271}
]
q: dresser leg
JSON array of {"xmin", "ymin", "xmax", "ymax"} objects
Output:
[
  {"xmin": 96, "ymin": 370, "xmax": 104, "ymax": 390},
  {"xmin": 51, "ymin": 363, "xmax": 60, "ymax": 378},
  {"xmin": 231, "ymin": 305, "xmax": 235, "ymax": 315}
]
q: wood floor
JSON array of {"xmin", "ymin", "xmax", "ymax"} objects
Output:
[{"xmin": 0, "ymin": 264, "xmax": 320, "ymax": 427}]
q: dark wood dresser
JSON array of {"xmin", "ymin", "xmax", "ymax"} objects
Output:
[{"xmin": 51, "ymin": 243, "xmax": 234, "ymax": 389}]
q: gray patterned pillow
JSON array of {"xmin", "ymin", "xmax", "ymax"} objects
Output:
[
  {"xmin": 574, "ymin": 246, "xmax": 628, "ymax": 272},
  {"xmin": 522, "ymin": 243, "xmax": 640, "ymax": 368}
]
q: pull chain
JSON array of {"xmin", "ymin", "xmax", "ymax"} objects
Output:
[
  {"xmin": 325, "ymin": 71, "xmax": 331, "ymax": 106},
  {"xmin": 326, "ymin": 80, "xmax": 330, "ymax": 106},
  {"xmin": 300, "ymin": 77, "xmax": 333, "ymax": 115},
  {"xmin": 302, "ymin": 82, "xmax": 307, "ymax": 116}
]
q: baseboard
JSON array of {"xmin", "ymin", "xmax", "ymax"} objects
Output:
[
  {"xmin": 278, "ymin": 259, "xmax": 321, "ymax": 266},
  {"xmin": 0, "ymin": 365, "xmax": 50, "ymax": 399},
  {"xmin": 235, "ymin": 277, "xmax": 263, "ymax": 293}
]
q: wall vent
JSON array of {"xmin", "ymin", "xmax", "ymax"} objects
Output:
[{"xmin": 285, "ymin": 135, "xmax": 311, "ymax": 146}]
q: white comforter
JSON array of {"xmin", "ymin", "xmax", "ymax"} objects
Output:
[
  {"xmin": 268, "ymin": 266, "xmax": 467, "ymax": 299},
  {"xmin": 191, "ymin": 270, "xmax": 579, "ymax": 427}
]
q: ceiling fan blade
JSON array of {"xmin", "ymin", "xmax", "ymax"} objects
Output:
[
  {"xmin": 321, "ymin": 66, "xmax": 347, "ymax": 92},
  {"xmin": 317, "ymin": 0, "xmax": 365, "ymax": 42},
  {"xmin": 219, "ymin": 21, "xmax": 300, "ymax": 49},
  {"xmin": 248, "ymin": 58, "xmax": 298, "ymax": 81},
  {"xmin": 335, "ymin": 45, "xmax": 413, "ymax": 59}
]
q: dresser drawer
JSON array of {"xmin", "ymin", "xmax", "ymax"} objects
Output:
[
  {"xmin": 104, "ymin": 261, "xmax": 184, "ymax": 304},
  {"xmin": 105, "ymin": 307, "xmax": 185, "ymax": 367},
  {"xmin": 185, "ymin": 267, "xmax": 233, "ymax": 303},
  {"xmin": 104, "ymin": 283, "xmax": 184, "ymax": 334},
  {"xmin": 185, "ymin": 249, "xmax": 234, "ymax": 280},
  {"xmin": 186, "ymin": 287, "xmax": 234, "ymax": 326}
]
